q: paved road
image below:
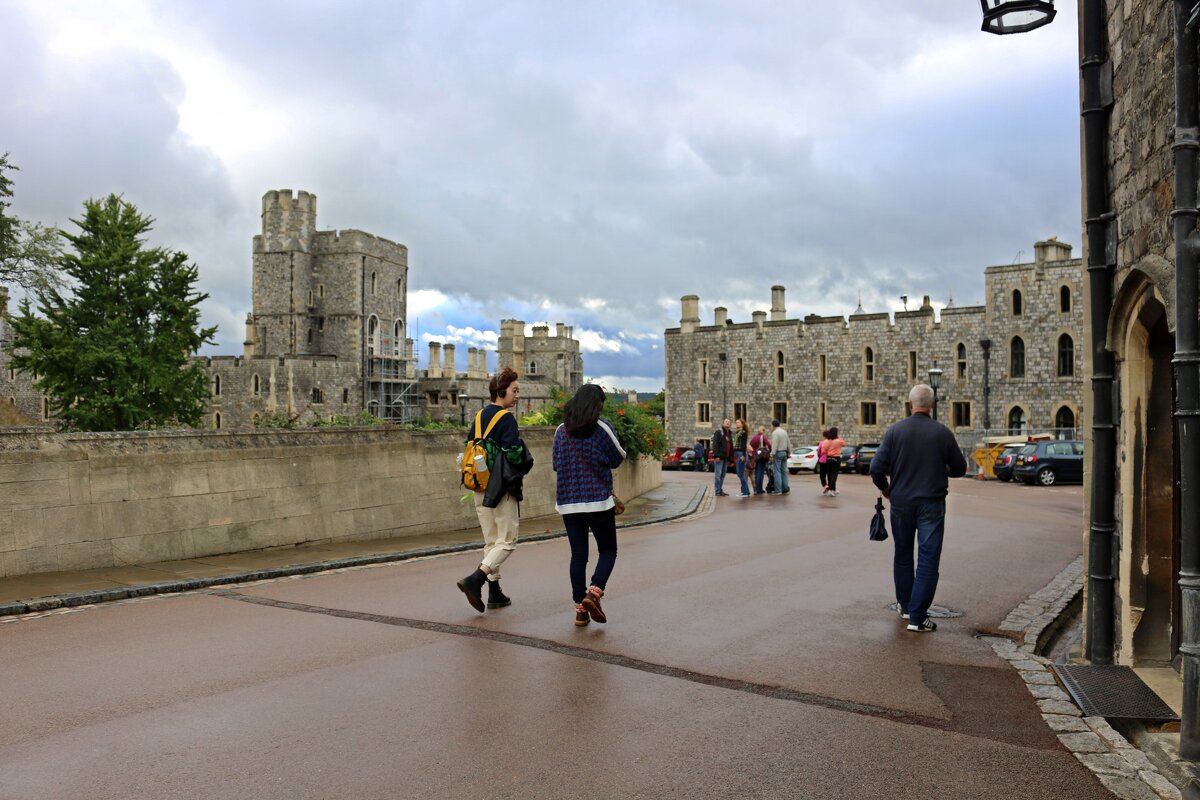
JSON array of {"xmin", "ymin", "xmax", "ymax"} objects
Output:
[{"xmin": 0, "ymin": 470, "xmax": 1109, "ymax": 799}]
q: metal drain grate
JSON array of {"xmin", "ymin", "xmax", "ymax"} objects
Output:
[{"xmin": 1053, "ymin": 664, "xmax": 1178, "ymax": 722}]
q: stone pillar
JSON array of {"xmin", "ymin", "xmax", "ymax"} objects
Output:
[
  {"xmin": 681, "ymin": 295, "xmax": 700, "ymax": 334},
  {"xmin": 752, "ymin": 310, "xmax": 767, "ymax": 331},
  {"xmin": 243, "ymin": 313, "xmax": 258, "ymax": 358},
  {"xmin": 428, "ymin": 342, "xmax": 442, "ymax": 378},
  {"xmin": 771, "ymin": 285, "xmax": 786, "ymax": 321},
  {"xmin": 443, "ymin": 344, "xmax": 457, "ymax": 379},
  {"xmin": 556, "ymin": 322, "xmax": 566, "ymax": 337},
  {"xmin": 714, "ymin": 306, "xmax": 728, "ymax": 326},
  {"xmin": 405, "ymin": 339, "xmax": 416, "ymax": 378}
]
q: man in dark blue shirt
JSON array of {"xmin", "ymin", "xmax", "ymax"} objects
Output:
[{"xmin": 870, "ymin": 384, "xmax": 968, "ymax": 633}]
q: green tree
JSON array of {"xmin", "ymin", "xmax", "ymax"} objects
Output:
[
  {"xmin": 0, "ymin": 153, "xmax": 63, "ymax": 292},
  {"xmin": 6, "ymin": 194, "xmax": 218, "ymax": 431}
]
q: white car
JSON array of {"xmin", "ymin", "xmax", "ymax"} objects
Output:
[{"xmin": 787, "ymin": 446, "xmax": 818, "ymax": 473}]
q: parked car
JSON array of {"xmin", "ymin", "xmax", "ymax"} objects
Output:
[
  {"xmin": 787, "ymin": 446, "xmax": 818, "ymax": 474},
  {"xmin": 1013, "ymin": 440, "xmax": 1085, "ymax": 486},
  {"xmin": 661, "ymin": 446, "xmax": 691, "ymax": 470},
  {"xmin": 854, "ymin": 443, "xmax": 881, "ymax": 475},
  {"xmin": 839, "ymin": 445, "xmax": 861, "ymax": 472},
  {"xmin": 993, "ymin": 443, "xmax": 1026, "ymax": 482}
]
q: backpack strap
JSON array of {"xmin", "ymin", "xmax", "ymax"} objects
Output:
[{"xmin": 480, "ymin": 408, "xmax": 510, "ymax": 440}]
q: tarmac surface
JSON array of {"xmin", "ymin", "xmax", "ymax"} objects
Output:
[{"xmin": 0, "ymin": 468, "xmax": 1111, "ymax": 799}]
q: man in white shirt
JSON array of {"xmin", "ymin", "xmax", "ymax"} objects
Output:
[{"xmin": 769, "ymin": 419, "xmax": 791, "ymax": 495}]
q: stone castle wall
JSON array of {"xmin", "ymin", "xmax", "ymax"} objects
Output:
[
  {"xmin": 0, "ymin": 426, "xmax": 662, "ymax": 579},
  {"xmin": 665, "ymin": 244, "xmax": 1086, "ymax": 449}
]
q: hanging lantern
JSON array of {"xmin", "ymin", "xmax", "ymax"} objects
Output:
[{"xmin": 979, "ymin": 0, "xmax": 1056, "ymax": 35}]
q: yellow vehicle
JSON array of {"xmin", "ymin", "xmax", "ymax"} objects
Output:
[{"xmin": 972, "ymin": 434, "xmax": 1053, "ymax": 479}]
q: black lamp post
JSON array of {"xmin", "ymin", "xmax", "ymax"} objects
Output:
[
  {"xmin": 979, "ymin": 0, "xmax": 1056, "ymax": 35},
  {"xmin": 718, "ymin": 352, "xmax": 728, "ymax": 421},
  {"xmin": 458, "ymin": 390, "xmax": 468, "ymax": 425},
  {"xmin": 980, "ymin": 339, "xmax": 992, "ymax": 431},
  {"xmin": 928, "ymin": 360, "xmax": 944, "ymax": 421}
]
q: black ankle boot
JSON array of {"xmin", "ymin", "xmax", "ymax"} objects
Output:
[
  {"xmin": 487, "ymin": 580, "xmax": 512, "ymax": 609},
  {"xmin": 456, "ymin": 568, "xmax": 487, "ymax": 613}
]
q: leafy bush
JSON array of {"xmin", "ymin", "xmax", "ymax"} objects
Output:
[{"xmin": 520, "ymin": 387, "xmax": 667, "ymax": 459}]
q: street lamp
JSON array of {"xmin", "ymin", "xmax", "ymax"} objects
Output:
[
  {"xmin": 717, "ymin": 352, "xmax": 728, "ymax": 421},
  {"xmin": 979, "ymin": 0, "xmax": 1056, "ymax": 35},
  {"xmin": 927, "ymin": 360, "xmax": 944, "ymax": 421},
  {"xmin": 457, "ymin": 389, "xmax": 468, "ymax": 425}
]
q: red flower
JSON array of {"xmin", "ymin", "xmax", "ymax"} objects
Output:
[{"xmin": 617, "ymin": 409, "xmax": 625, "ymax": 416}]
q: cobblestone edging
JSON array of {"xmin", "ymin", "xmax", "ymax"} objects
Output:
[
  {"xmin": 0, "ymin": 484, "xmax": 711, "ymax": 621},
  {"xmin": 987, "ymin": 556, "xmax": 1183, "ymax": 800}
]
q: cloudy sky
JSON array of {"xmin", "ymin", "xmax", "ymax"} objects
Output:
[{"xmin": 1, "ymin": 1, "xmax": 1081, "ymax": 391}]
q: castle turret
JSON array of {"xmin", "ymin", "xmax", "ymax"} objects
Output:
[
  {"xmin": 259, "ymin": 190, "xmax": 317, "ymax": 251},
  {"xmin": 1034, "ymin": 237, "xmax": 1073, "ymax": 264},
  {"xmin": 771, "ymin": 285, "xmax": 786, "ymax": 321},
  {"xmin": 243, "ymin": 312, "xmax": 258, "ymax": 358},
  {"xmin": 680, "ymin": 295, "xmax": 700, "ymax": 334}
]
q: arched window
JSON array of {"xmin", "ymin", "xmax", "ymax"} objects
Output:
[
  {"xmin": 252, "ymin": 412, "xmax": 261, "ymax": 426},
  {"xmin": 1055, "ymin": 406, "xmax": 1077, "ymax": 437},
  {"xmin": 1007, "ymin": 406, "xmax": 1027, "ymax": 434},
  {"xmin": 863, "ymin": 347, "xmax": 875, "ymax": 382},
  {"xmin": 775, "ymin": 351, "xmax": 785, "ymax": 383},
  {"xmin": 370, "ymin": 272, "xmax": 377, "ymax": 295},
  {"xmin": 367, "ymin": 316, "xmax": 379, "ymax": 356},
  {"xmin": 956, "ymin": 342, "xmax": 967, "ymax": 380},
  {"xmin": 393, "ymin": 320, "xmax": 404, "ymax": 356},
  {"xmin": 213, "ymin": 374, "xmax": 222, "ymax": 396},
  {"xmin": 528, "ymin": 360, "xmax": 538, "ymax": 375},
  {"xmin": 367, "ymin": 400, "xmax": 380, "ymax": 417},
  {"xmin": 1057, "ymin": 334, "xmax": 1074, "ymax": 377},
  {"xmin": 252, "ymin": 374, "xmax": 261, "ymax": 396},
  {"xmin": 213, "ymin": 412, "xmax": 222, "ymax": 430},
  {"xmin": 1012, "ymin": 289, "xmax": 1023, "ymax": 316},
  {"xmin": 41, "ymin": 397, "xmax": 50, "ymax": 420},
  {"xmin": 1010, "ymin": 336, "xmax": 1025, "ymax": 379},
  {"xmin": 307, "ymin": 290, "xmax": 314, "ymax": 307},
  {"xmin": 307, "ymin": 328, "xmax": 313, "ymax": 344},
  {"xmin": 1060, "ymin": 285, "xmax": 1071, "ymax": 313},
  {"xmin": 318, "ymin": 284, "xmax": 325, "ymax": 298}
]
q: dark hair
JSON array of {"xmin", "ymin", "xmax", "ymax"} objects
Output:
[
  {"xmin": 490, "ymin": 367, "xmax": 519, "ymax": 401},
  {"xmin": 563, "ymin": 384, "xmax": 606, "ymax": 437},
  {"xmin": 828, "ymin": 426, "xmax": 839, "ymax": 439}
]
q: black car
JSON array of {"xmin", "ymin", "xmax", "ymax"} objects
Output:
[
  {"xmin": 839, "ymin": 445, "xmax": 860, "ymax": 472},
  {"xmin": 992, "ymin": 443, "xmax": 1025, "ymax": 482},
  {"xmin": 1013, "ymin": 440, "xmax": 1085, "ymax": 486},
  {"xmin": 855, "ymin": 443, "xmax": 881, "ymax": 475}
]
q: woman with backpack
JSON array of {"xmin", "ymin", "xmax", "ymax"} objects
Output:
[
  {"xmin": 552, "ymin": 384, "xmax": 627, "ymax": 627},
  {"xmin": 750, "ymin": 424, "xmax": 772, "ymax": 495}
]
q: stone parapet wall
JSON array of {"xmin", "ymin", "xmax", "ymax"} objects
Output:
[{"xmin": 0, "ymin": 427, "xmax": 661, "ymax": 579}]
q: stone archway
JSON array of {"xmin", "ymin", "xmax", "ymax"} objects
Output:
[{"xmin": 1113, "ymin": 280, "xmax": 1177, "ymax": 665}]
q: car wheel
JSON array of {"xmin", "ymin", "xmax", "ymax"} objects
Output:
[
  {"xmin": 789, "ymin": 468, "xmax": 798, "ymax": 474},
  {"xmin": 1037, "ymin": 468, "xmax": 1057, "ymax": 486},
  {"xmin": 998, "ymin": 474, "xmax": 1011, "ymax": 483}
]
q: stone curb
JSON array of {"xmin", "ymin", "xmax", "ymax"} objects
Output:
[
  {"xmin": 987, "ymin": 556, "xmax": 1183, "ymax": 800},
  {"xmin": 0, "ymin": 484, "xmax": 710, "ymax": 621}
]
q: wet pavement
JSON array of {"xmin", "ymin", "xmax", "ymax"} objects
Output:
[{"xmin": 0, "ymin": 469, "xmax": 1113, "ymax": 799}]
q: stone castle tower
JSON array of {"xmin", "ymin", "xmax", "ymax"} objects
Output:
[{"xmin": 497, "ymin": 319, "xmax": 583, "ymax": 391}]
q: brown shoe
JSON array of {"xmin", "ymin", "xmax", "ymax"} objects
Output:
[
  {"xmin": 574, "ymin": 604, "xmax": 590, "ymax": 627},
  {"xmin": 581, "ymin": 586, "xmax": 606, "ymax": 624}
]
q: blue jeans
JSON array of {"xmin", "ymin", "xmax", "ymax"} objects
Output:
[
  {"xmin": 734, "ymin": 452, "xmax": 751, "ymax": 495},
  {"xmin": 773, "ymin": 453, "xmax": 789, "ymax": 492},
  {"xmin": 890, "ymin": 501, "xmax": 947, "ymax": 625},
  {"xmin": 563, "ymin": 510, "xmax": 618, "ymax": 604},
  {"xmin": 753, "ymin": 458, "xmax": 768, "ymax": 493},
  {"xmin": 713, "ymin": 458, "xmax": 728, "ymax": 494}
]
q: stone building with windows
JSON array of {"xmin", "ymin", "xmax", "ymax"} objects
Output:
[
  {"xmin": 664, "ymin": 239, "xmax": 1086, "ymax": 450},
  {"xmin": 0, "ymin": 189, "xmax": 583, "ymax": 429}
]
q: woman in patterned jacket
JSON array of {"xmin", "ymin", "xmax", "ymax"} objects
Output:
[{"xmin": 552, "ymin": 384, "xmax": 627, "ymax": 627}]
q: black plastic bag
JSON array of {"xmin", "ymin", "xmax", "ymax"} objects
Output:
[{"xmin": 869, "ymin": 497, "xmax": 889, "ymax": 542}]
